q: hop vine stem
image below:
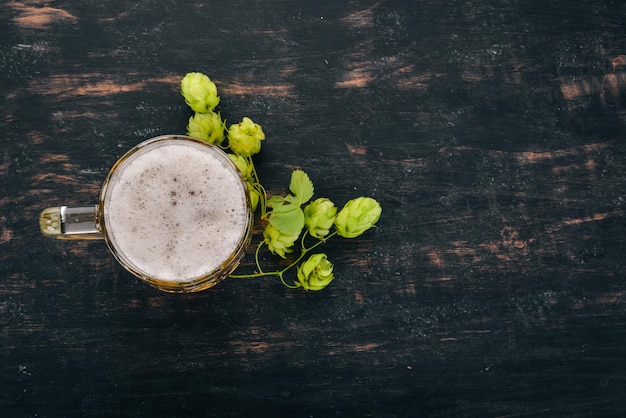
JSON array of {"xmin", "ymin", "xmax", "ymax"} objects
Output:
[{"xmin": 228, "ymin": 230, "xmax": 337, "ymax": 284}]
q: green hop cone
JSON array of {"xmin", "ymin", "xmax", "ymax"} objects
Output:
[
  {"xmin": 304, "ymin": 198, "xmax": 337, "ymax": 239},
  {"xmin": 187, "ymin": 111, "xmax": 226, "ymax": 145},
  {"xmin": 295, "ymin": 253, "xmax": 334, "ymax": 291},
  {"xmin": 263, "ymin": 224, "xmax": 299, "ymax": 259},
  {"xmin": 248, "ymin": 184, "xmax": 261, "ymax": 212},
  {"xmin": 228, "ymin": 117, "xmax": 265, "ymax": 157},
  {"xmin": 180, "ymin": 72, "xmax": 220, "ymax": 113},
  {"xmin": 228, "ymin": 154, "xmax": 253, "ymax": 181},
  {"xmin": 334, "ymin": 197, "xmax": 382, "ymax": 238}
]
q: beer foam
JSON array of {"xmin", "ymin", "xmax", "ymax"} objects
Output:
[{"xmin": 103, "ymin": 139, "xmax": 249, "ymax": 282}]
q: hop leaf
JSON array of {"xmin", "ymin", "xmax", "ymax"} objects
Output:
[
  {"xmin": 289, "ymin": 170, "xmax": 314, "ymax": 205},
  {"xmin": 295, "ymin": 253, "xmax": 334, "ymax": 291},
  {"xmin": 180, "ymin": 72, "xmax": 220, "ymax": 113},
  {"xmin": 228, "ymin": 117, "xmax": 265, "ymax": 157},
  {"xmin": 304, "ymin": 198, "xmax": 337, "ymax": 239},
  {"xmin": 187, "ymin": 111, "xmax": 226, "ymax": 145},
  {"xmin": 334, "ymin": 197, "xmax": 381, "ymax": 238},
  {"xmin": 267, "ymin": 198, "xmax": 304, "ymax": 237}
]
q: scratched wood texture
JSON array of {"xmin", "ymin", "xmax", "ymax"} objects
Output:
[{"xmin": 2, "ymin": 1, "xmax": 626, "ymax": 417}]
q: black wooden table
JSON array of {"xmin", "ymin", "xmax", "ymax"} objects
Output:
[{"xmin": 2, "ymin": 1, "xmax": 626, "ymax": 417}]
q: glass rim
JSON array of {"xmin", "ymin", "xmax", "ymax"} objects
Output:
[{"xmin": 96, "ymin": 135, "xmax": 254, "ymax": 292}]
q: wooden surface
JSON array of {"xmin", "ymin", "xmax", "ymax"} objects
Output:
[{"xmin": 2, "ymin": 1, "xmax": 626, "ymax": 416}]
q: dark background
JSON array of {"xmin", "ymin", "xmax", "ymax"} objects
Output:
[{"xmin": 2, "ymin": 1, "xmax": 626, "ymax": 416}]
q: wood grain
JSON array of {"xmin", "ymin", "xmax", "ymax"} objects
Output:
[{"xmin": 2, "ymin": 1, "xmax": 626, "ymax": 416}]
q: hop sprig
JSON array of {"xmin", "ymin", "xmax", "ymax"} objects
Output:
[
  {"xmin": 244, "ymin": 169, "xmax": 381, "ymax": 291},
  {"xmin": 180, "ymin": 72, "xmax": 381, "ymax": 291}
]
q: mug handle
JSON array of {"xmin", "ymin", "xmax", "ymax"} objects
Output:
[{"xmin": 39, "ymin": 206, "xmax": 103, "ymax": 240}]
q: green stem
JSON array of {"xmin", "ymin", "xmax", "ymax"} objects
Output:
[
  {"xmin": 303, "ymin": 231, "xmax": 338, "ymax": 252},
  {"xmin": 229, "ymin": 247, "xmax": 305, "ymax": 282},
  {"xmin": 254, "ymin": 240, "xmax": 265, "ymax": 273},
  {"xmin": 229, "ymin": 270, "xmax": 281, "ymax": 279},
  {"xmin": 228, "ymin": 227, "xmax": 338, "ymax": 286},
  {"xmin": 279, "ymin": 272, "xmax": 299, "ymax": 289}
]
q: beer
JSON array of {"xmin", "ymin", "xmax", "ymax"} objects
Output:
[{"xmin": 100, "ymin": 137, "xmax": 251, "ymax": 284}]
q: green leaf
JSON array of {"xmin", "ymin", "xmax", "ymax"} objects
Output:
[
  {"xmin": 270, "ymin": 202, "xmax": 297, "ymax": 215},
  {"xmin": 289, "ymin": 170, "xmax": 314, "ymax": 205},
  {"xmin": 284, "ymin": 194, "xmax": 300, "ymax": 205},
  {"xmin": 269, "ymin": 205, "xmax": 304, "ymax": 236},
  {"xmin": 267, "ymin": 195, "xmax": 287, "ymax": 208}
]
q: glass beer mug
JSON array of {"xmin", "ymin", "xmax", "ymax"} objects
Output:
[{"xmin": 39, "ymin": 135, "xmax": 254, "ymax": 293}]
